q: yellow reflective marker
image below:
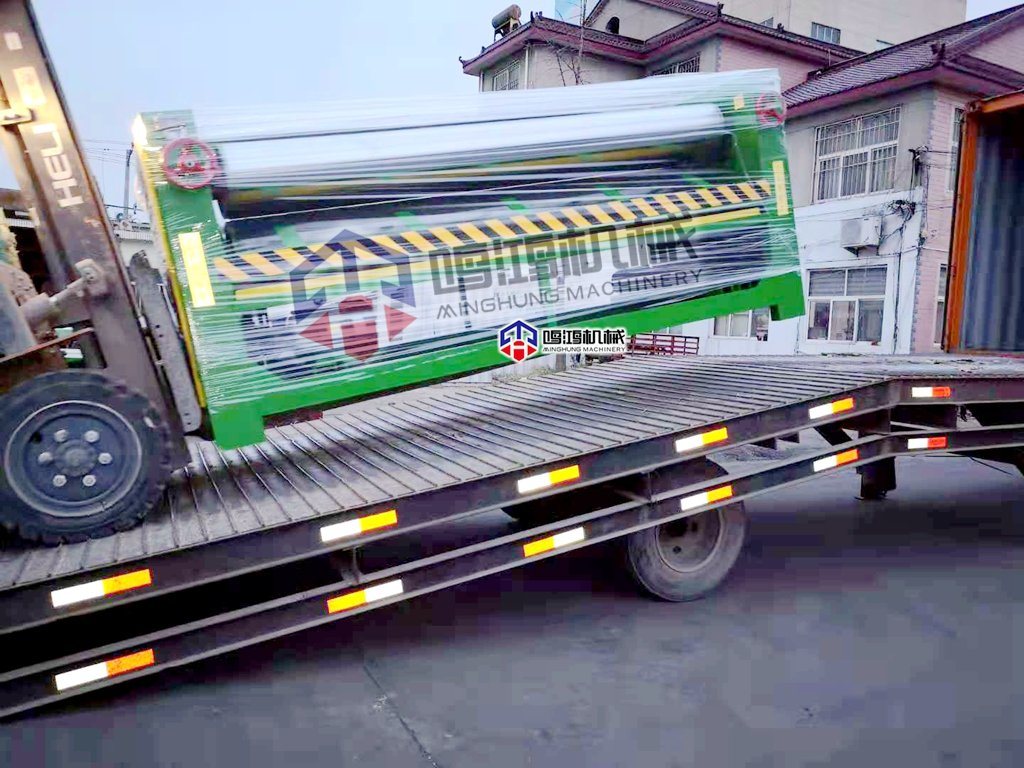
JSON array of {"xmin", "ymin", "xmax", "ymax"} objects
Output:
[
  {"xmin": 516, "ymin": 464, "xmax": 581, "ymax": 494},
  {"xmin": 54, "ymin": 648, "xmax": 155, "ymax": 691},
  {"xmin": 808, "ymin": 397, "xmax": 855, "ymax": 420},
  {"xmin": 523, "ymin": 527, "xmax": 586, "ymax": 558},
  {"xmin": 319, "ymin": 509, "xmax": 399, "ymax": 543},
  {"xmin": 812, "ymin": 449, "xmax": 859, "ymax": 472},
  {"xmin": 178, "ymin": 232, "xmax": 215, "ymax": 308},
  {"xmin": 773, "ymin": 160, "xmax": 790, "ymax": 215},
  {"xmin": 675, "ymin": 426, "xmax": 729, "ymax": 453},
  {"xmin": 679, "ymin": 485, "xmax": 734, "ymax": 512},
  {"xmin": 50, "ymin": 568, "xmax": 153, "ymax": 608},
  {"xmin": 326, "ymin": 579, "xmax": 404, "ymax": 614}
]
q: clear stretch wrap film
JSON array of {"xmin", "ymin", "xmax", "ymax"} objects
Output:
[{"xmin": 134, "ymin": 69, "xmax": 802, "ymax": 448}]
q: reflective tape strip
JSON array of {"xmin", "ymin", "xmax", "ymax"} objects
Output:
[
  {"xmin": 679, "ymin": 484, "xmax": 734, "ymax": 512},
  {"xmin": 319, "ymin": 509, "xmax": 398, "ymax": 543},
  {"xmin": 675, "ymin": 426, "xmax": 729, "ymax": 453},
  {"xmin": 718, "ymin": 185, "xmax": 743, "ymax": 204},
  {"xmin": 561, "ymin": 208, "xmax": 591, "ymax": 228},
  {"xmin": 908, "ymin": 436, "xmax": 948, "ymax": 450},
  {"xmin": 523, "ymin": 526, "xmax": 586, "ymax": 557},
  {"xmin": 240, "ymin": 251, "xmax": 285, "ymax": 276},
  {"xmin": 511, "ymin": 215, "xmax": 543, "ymax": 235},
  {"xmin": 911, "ymin": 386, "xmax": 952, "ymax": 399},
  {"xmin": 808, "ymin": 397, "xmax": 855, "ymax": 420},
  {"xmin": 178, "ymin": 232, "xmax": 215, "ymax": 308},
  {"xmin": 653, "ymin": 194, "xmax": 683, "ymax": 213},
  {"xmin": 738, "ymin": 182, "xmax": 761, "ymax": 200},
  {"xmin": 516, "ymin": 464, "xmax": 580, "ymax": 494},
  {"xmin": 585, "ymin": 205, "xmax": 616, "ymax": 225},
  {"xmin": 486, "ymin": 218, "xmax": 518, "ymax": 238},
  {"xmin": 696, "ymin": 188, "xmax": 722, "ymax": 207},
  {"xmin": 401, "ymin": 231, "xmax": 436, "ymax": 253},
  {"xmin": 676, "ymin": 191, "xmax": 703, "ymax": 210},
  {"xmin": 54, "ymin": 649, "xmax": 155, "ymax": 691},
  {"xmin": 457, "ymin": 222, "xmax": 491, "ymax": 244},
  {"xmin": 609, "ymin": 201, "xmax": 636, "ymax": 222},
  {"xmin": 538, "ymin": 211, "xmax": 567, "ymax": 231},
  {"xmin": 773, "ymin": 160, "xmax": 790, "ymax": 215},
  {"xmin": 430, "ymin": 227, "xmax": 463, "ymax": 248},
  {"xmin": 51, "ymin": 568, "xmax": 152, "ymax": 608},
  {"xmin": 326, "ymin": 579, "xmax": 404, "ymax": 614},
  {"xmin": 812, "ymin": 448, "xmax": 859, "ymax": 472},
  {"xmin": 631, "ymin": 197, "xmax": 660, "ymax": 217},
  {"xmin": 369, "ymin": 234, "xmax": 408, "ymax": 255}
]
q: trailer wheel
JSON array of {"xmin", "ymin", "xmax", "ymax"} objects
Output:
[
  {"xmin": 0, "ymin": 370, "xmax": 173, "ymax": 543},
  {"xmin": 626, "ymin": 464, "xmax": 746, "ymax": 601}
]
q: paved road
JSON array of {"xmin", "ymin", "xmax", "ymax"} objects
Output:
[{"xmin": 3, "ymin": 455, "xmax": 1022, "ymax": 767}]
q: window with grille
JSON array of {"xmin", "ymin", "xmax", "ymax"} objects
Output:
[
  {"xmin": 653, "ymin": 54, "xmax": 700, "ymax": 75},
  {"xmin": 934, "ymin": 264, "xmax": 948, "ymax": 344},
  {"xmin": 811, "ymin": 22, "xmax": 841, "ymax": 44},
  {"xmin": 713, "ymin": 308, "xmax": 771, "ymax": 340},
  {"xmin": 491, "ymin": 61, "xmax": 521, "ymax": 91},
  {"xmin": 814, "ymin": 107, "xmax": 901, "ymax": 201},
  {"xmin": 949, "ymin": 108, "xmax": 964, "ymax": 192},
  {"xmin": 806, "ymin": 267, "xmax": 887, "ymax": 343}
]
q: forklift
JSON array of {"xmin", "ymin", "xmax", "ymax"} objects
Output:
[{"xmin": 0, "ymin": 1, "xmax": 188, "ymax": 542}]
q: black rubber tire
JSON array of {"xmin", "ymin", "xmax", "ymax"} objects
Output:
[
  {"xmin": 0, "ymin": 370, "xmax": 173, "ymax": 544},
  {"xmin": 626, "ymin": 461, "xmax": 747, "ymax": 602}
]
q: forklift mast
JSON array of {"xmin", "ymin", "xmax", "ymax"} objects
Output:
[{"xmin": 0, "ymin": 0, "xmax": 181, "ymax": 442}]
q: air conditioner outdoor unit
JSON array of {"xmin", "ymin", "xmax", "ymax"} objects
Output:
[{"xmin": 841, "ymin": 215, "xmax": 882, "ymax": 251}]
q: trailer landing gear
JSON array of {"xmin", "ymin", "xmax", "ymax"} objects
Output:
[{"xmin": 0, "ymin": 371, "xmax": 173, "ymax": 543}]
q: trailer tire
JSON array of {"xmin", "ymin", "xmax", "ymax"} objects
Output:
[
  {"xmin": 0, "ymin": 370, "xmax": 173, "ymax": 544},
  {"xmin": 626, "ymin": 464, "xmax": 746, "ymax": 602}
]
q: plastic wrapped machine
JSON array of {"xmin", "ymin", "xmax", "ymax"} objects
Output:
[{"xmin": 133, "ymin": 69, "xmax": 805, "ymax": 449}]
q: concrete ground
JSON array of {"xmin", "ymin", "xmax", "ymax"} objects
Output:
[{"xmin": 2, "ymin": 454, "xmax": 1022, "ymax": 767}]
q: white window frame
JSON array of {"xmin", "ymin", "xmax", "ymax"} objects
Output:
[
  {"xmin": 814, "ymin": 107, "xmax": 901, "ymax": 202},
  {"xmin": 653, "ymin": 54, "xmax": 700, "ymax": 76},
  {"xmin": 491, "ymin": 60, "xmax": 521, "ymax": 91},
  {"xmin": 713, "ymin": 308, "xmax": 771, "ymax": 340},
  {"xmin": 806, "ymin": 267, "xmax": 887, "ymax": 343},
  {"xmin": 810, "ymin": 21, "xmax": 841, "ymax": 44},
  {"xmin": 948, "ymin": 108, "xmax": 964, "ymax": 192},
  {"xmin": 934, "ymin": 264, "xmax": 948, "ymax": 345}
]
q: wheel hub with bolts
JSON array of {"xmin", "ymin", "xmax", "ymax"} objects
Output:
[
  {"xmin": 4, "ymin": 400, "xmax": 141, "ymax": 519},
  {"xmin": 655, "ymin": 508, "xmax": 725, "ymax": 573}
]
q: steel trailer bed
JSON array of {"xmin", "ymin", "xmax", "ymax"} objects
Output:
[{"xmin": 2, "ymin": 354, "xmax": 1024, "ymax": 717}]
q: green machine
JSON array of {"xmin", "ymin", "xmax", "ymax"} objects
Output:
[{"xmin": 134, "ymin": 70, "xmax": 804, "ymax": 451}]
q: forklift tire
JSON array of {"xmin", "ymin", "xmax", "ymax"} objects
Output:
[
  {"xmin": 0, "ymin": 370, "xmax": 174, "ymax": 544},
  {"xmin": 626, "ymin": 461, "xmax": 746, "ymax": 602}
]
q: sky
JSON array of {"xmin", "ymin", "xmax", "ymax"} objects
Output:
[{"xmin": 3, "ymin": 0, "xmax": 1020, "ymax": 210}]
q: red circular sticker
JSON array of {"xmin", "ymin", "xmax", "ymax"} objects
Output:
[
  {"xmin": 755, "ymin": 93, "xmax": 786, "ymax": 127},
  {"xmin": 161, "ymin": 137, "xmax": 220, "ymax": 190}
]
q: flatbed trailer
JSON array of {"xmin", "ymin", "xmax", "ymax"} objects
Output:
[{"xmin": 3, "ymin": 353, "xmax": 1024, "ymax": 718}]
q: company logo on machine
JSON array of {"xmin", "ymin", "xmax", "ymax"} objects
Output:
[
  {"xmin": 498, "ymin": 320, "xmax": 540, "ymax": 362},
  {"xmin": 297, "ymin": 295, "xmax": 417, "ymax": 362}
]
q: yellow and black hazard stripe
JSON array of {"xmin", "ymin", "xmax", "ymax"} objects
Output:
[{"xmin": 213, "ymin": 178, "xmax": 776, "ymax": 285}]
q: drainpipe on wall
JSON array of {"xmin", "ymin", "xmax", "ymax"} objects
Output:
[{"xmin": 523, "ymin": 42, "xmax": 531, "ymax": 89}]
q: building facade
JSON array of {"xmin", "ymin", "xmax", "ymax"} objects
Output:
[
  {"xmin": 462, "ymin": 2, "xmax": 1024, "ymax": 363},
  {"xmin": 719, "ymin": 0, "xmax": 966, "ymax": 52}
]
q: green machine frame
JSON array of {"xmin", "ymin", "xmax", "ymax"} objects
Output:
[{"xmin": 134, "ymin": 90, "xmax": 805, "ymax": 450}]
